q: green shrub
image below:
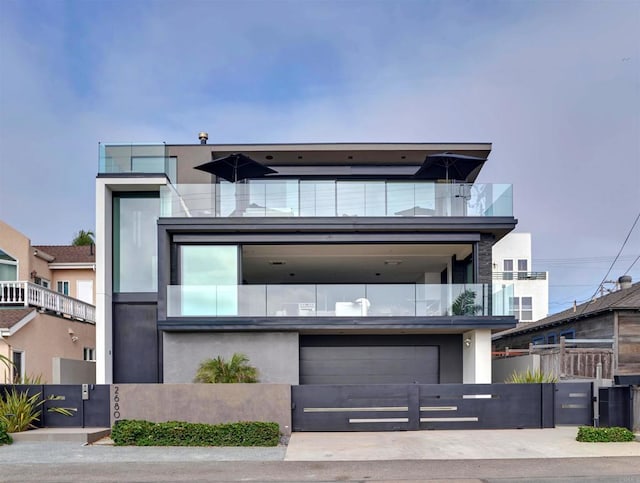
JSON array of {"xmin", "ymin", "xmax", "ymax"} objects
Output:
[
  {"xmin": 506, "ymin": 368, "xmax": 558, "ymax": 383},
  {"xmin": 576, "ymin": 426, "xmax": 635, "ymax": 442},
  {"xmin": 0, "ymin": 420, "xmax": 12, "ymax": 445},
  {"xmin": 0, "ymin": 387, "xmax": 75, "ymax": 432},
  {"xmin": 194, "ymin": 353, "xmax": 259, "ymax": 383},
  {"xmin": 111, "ymin": 419, "xmax": 280, "ymax": 447}
]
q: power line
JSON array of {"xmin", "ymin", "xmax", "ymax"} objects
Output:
[
  {"xmin": 579, "ymin": 211, "xmax": 640, "ymax": 315},
  {"xmin": 624, "ymin": 254, "xmax": 640, "ymax": 275}
]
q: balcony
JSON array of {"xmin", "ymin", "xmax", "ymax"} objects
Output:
[
  {"xmin": 167, "ymin": 283, "xmax": 513, "ymax": 318},
  {"xmin": 493, "ymin": 272, "xmax": 547, "ymax": 281},
  {"xmin": 0, "ymin": 281, "xmax": 96, "ymax": 323},
  {"xmin": 98, "ymin": 143, "xmax": 176, "ymax": 182},
  {"xmin": 160, "ymin": 181, "xmax": 513, "ymax": 218}
]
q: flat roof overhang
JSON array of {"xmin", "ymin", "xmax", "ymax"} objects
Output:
[
  {"xmin": 158, "ymin": 316, "xmax": 516, "ymax": 332},
  {"xmin": 167, "ymin": 142, "xmax": 492, "ymax": 167}
]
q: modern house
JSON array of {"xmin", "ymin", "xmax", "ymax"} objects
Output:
[
  {"xmin": 0, "ymin": 220, "xmax": 96, "ymax": 383},
  {"xmin": 492, "ymin": 277, "xmax": 640, "ymax": 377},
  {"xmin": 492, "ymin": 233, "xmax": 549, "ymax": 322},
  {"xmin": 95, "ymin": 139, "xmax": 518, "ymax": 386}
]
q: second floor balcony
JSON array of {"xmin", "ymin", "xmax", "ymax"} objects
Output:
[
  {"xmin": 166, "ymin": 283, "xmax": 513, "ymax": 318},
  {"xmin": 160, "ymin": 181, "xmax": 513, "ymax": 219},
  {"xmin": 0, "ymin": 281, "xmax": 96, "ymax": 323}
]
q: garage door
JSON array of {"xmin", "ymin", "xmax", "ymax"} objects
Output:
[{"xmin": 300, "ymin": 344, "xmax": 439, "ymax": 385}]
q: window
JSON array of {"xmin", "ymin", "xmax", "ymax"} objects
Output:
[
  {"xmin": 83, "ymin": 347, "xmax": 95, "ymax": 361},
  {"xmin": 12, "ymin": 350, "xmax": 25, "ymax": 383},
  {"xmin": 518, "ymin": 259, "xmax": 528, "ymax": 272},
  {"xmin": 520, "ymin": 296, "xmax": 533, "ymax": 321},
  {"xmin": 532, "ymin": 336, "xmax": 545, "ymax": 345},
  {"xmin": 57, "ymin": 281, "xmax": 70, "ymax": 295},
  {"xmin": 113, "ymin": 193, "xmax": 160, "ymax": 292},
  {"xmin": 503, "ymin": 259, "xmax": 513, "ymax": 280},
  {"xmin": 0, "ymin": 248, "xmax": 18, "ymax": 281},
  {"xmin": 34, "ymin": 277, "xmax": 50, "ymax": 288},
  {"xmin": 547, "ymin": 333, "xmax": 557, "ymax": 344},
  {"xmin": 560, "ymin": 329, "xmax": 576, "ymax": 340},
  {"xmin": 509, "ymin": 296, "xmax": 534, "ymax": 321},
  {"xmin": 179, "ymin": 245, "xmax": 239, "ymax": 316}
]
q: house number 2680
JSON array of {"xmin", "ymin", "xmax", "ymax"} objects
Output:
[{"xmin": 113, "ymin": 385, "xmax": 121, "ymax": 420}]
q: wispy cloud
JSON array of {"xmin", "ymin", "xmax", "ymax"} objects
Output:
[{"xmin": 0, "ymin": 0, "xmax": 638, "ymax": 309}]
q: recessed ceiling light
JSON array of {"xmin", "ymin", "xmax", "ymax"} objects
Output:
[
  {"xmin": 269, "ymin": 260, "xmax": 286, "ymax": 265},
  {"xmin": 265, "ymin": 155, "xmax": 273, "ymax": 160},
  {"xmin": 384, "ymin": 260, "xmax": 402, "ymax": 265}
]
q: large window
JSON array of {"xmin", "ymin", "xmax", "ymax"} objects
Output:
[
  {"xmin": 0, "ymin": 249, "xmax": 18, "ymax": 281},
  {"xmin": 180, "ymin": 245, "xmax": 239, "ymax": 316},
  {"xmin": 113, "ymin": 194, "xmax": 160, "ymax": 292}
]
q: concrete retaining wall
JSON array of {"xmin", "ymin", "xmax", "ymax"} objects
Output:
[
  {"xmin": 111, "ymin": 383, "xmax": 292, "ymax": 435},
  {"xmin": 162, "ymin": 332, "xmax": 299, "ymax": 384},
  {"xmin": 492, "ymin": 354, "xmax": 540, "ymax": 383}
]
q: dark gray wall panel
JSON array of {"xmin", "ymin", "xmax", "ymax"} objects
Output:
[{"xmin": 113, "ymin": 303, "xmax": 159, "ymax": 383}]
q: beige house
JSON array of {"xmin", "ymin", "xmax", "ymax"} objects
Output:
[{"xmin": 0, "ymin": 220, "xmax": 96, "ymax": 383}]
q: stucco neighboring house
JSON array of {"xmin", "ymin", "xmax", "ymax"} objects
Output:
[
  {"xmin": 492, "ymin": 233, "xmax": 549, "ymax": 322},
  {"xmin": 492, "ymin": 276, "xmax": 640, "ymax": 377},
  {"xmin": 0, "ymin": 220, "xmax": 96, "ymax": 383}
]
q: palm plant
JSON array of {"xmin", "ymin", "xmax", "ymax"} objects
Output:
[
  {"xmin": 72, "ymin": 229, "xmax": 95, "ymax": 246},
  {"xmin": 194, "ymin": 353, "xmax": 259, "ymax": 383},
  {"xmin": 451, "ymin": 289, "xmax": 483, "ymax": 316}
]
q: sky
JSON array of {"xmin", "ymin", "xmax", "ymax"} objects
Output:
[{"xmin": 0, "ymin": 0, "xmax": 638, "ymax": 314}]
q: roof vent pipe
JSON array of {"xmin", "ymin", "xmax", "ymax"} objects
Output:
[
  {"xmin": 618, "ymin": 275, "xmax": 632, "ymax": 290},
  {"xmin": 198, "ymin": 132, "xmax": 208, "ymax": 144}
]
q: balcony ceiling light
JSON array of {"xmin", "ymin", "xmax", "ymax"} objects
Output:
[{"xmin": 384, "ymin": 260, "xmax": 402, "ymax": 265}]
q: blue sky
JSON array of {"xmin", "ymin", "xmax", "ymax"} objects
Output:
[{"xmin": 0, "ymin": 0, "xmax": 638, "ymax": 313}]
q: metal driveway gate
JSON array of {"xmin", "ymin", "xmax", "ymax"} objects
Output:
[{"xmin": 292, "ymin": 383, "xmax": 557, "ymax": 432}]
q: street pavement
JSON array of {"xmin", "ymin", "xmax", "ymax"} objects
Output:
[{"xmin": 1, "ymin": 426, "xmax": 639, "ymax": 482}]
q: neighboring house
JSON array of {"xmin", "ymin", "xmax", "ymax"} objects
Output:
[
  {"xmin": 96, "ymin": 139, "xmax": 519, "ymax": 385},
  {"xmin": 492, "ymin": 277, "xmax": 640, "ymax": 376},
  {"xmin": 492, "ymin": 233, "xmax": 549, "ymax": 322},
  {"xmin": 0, "ymin": 220, "xmax": 96, "ymax": 383}
]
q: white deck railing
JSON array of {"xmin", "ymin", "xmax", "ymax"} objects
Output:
[{"xmin": 0, "ymin": 281, "xmax": 95, "ymax": 323}]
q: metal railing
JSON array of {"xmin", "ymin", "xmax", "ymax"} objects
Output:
[
  {"xmin": 492, "ymin": 272, "xmax": 547, "ymax": 281},
  {"xmin": 0, "ymin": 281, "xmax": 96, "ymax": 323}
]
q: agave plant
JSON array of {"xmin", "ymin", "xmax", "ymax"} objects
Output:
[
  {"xmin": 194, "ymin": 353, "xmax": 259, "ymax": 383},
  {"xmin": 506, "ymin": 368, "xmax": 558, "ymax": 383}
]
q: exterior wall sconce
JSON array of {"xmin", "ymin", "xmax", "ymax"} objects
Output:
[{"xmin": 464, "ymin": 337, "xmax": 472, "ymax": 348}]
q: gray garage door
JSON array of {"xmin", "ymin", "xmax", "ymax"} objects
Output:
[{"xmin": 300, "ymin": 345, "xmax": 439, "ymax": 384}]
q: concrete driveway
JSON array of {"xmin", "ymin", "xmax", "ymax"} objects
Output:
[{"xmin": 284, "ymin": 426, "xmax": 640, "ymax": 461}]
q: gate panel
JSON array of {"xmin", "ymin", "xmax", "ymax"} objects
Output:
[
  {"xmin": 43, "ymin": 385, "xmax": 83, "ymax": 427},
  {"xmin": 292, "ymin": 384, "xmax": 412, "ymax": 431},
  {"xmin": 419, "ymin": 383, "xmax": 545, "ymax": 430},
  {"xmin": 554, "ymin": 382, "xmax": 592, "ymax": 426},
  {"xmin": 83, "ymin": 385, "xmax": 111, "ymax": 427}
]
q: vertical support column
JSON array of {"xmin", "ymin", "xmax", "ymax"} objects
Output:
[
  {"xmin": 462, "ymin": 329, "xmax": 492, "ymax": 383},
  {"xmin": 96, "ymin": 180, "xmax": 113, "ymax": 384}
]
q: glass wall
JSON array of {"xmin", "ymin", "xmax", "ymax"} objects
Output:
[
  {"xmin": 113, "ymin": 194, "xmax": 160, "ymax": 292},
  {"xmin": 179, "ymin": 245, "xmax": 238, "ymax": 316}
]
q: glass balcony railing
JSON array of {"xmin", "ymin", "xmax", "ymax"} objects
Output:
[
  {"xmin": 166, "ymin": 283, "xmax": 513, "ymax": 318},
  {"xmin": 160, "ymin": 181, "xmax": 512, "ymax": 218},
  {"xmin": 99, "ymin": 143, "xmax": 176, "ymax": 182}
]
